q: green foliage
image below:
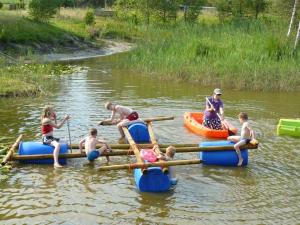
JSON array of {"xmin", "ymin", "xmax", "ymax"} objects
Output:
[
  {"xmin": 84, "ymin": 8, "xmax": 95, "ymax": 25},
  {"xmin": 29, "ymin": 0, "xmax": 60, "ymax": 22},
  {"xmin": 0, "ymin": 2, "xmax": 3, "ymax": 9},
  {"xmin": 61, "ymin": 0, "xmax": 76, "ymax": 7},
  {"xmin": 215, "ymin": 0, "xmax": 269, "ymax": 20},
  {"xmin": 182, "ymin": 0, "xmax": 207, "ymax": 22}
]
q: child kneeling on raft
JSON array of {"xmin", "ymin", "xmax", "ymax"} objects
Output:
[
  {"xmin": 79, "ymin": 128, "xmax": 111, "ymax": 162},
  {"xmin": 99, "ymin": 102, "xmax": 144, "ymax": 143},
  {"xmin": 227, "ymin": 112, "xmax": 257, "ymax": 167}
]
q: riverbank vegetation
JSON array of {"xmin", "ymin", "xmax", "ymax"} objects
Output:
[{"xmin": 1, "ymin": 0, "xmax": 300, "ymax": 93}]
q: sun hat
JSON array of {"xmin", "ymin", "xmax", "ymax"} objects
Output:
[{"xmin": 213, "ymin": 88, "xmax": 222, "ymax": 95}]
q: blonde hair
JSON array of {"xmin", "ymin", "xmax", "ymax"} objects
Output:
[
  {"xmin": 104, "ymin": 102, "xmax": 113, "ymax": 110},
  {"xmin": 166, "ymin": 146, "xmax": 176, "ymax": 158},
  {"xmin": 41, "ymin": 105, "xmax": 54, "ymax": 121}
]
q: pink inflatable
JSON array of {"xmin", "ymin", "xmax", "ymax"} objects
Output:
[{"xmin": 140, "ymin": 149, "xmax": 158, "ymax": 162}]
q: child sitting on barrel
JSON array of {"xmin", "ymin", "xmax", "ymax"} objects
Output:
[
  {"xmin": 140, "ymin": 145, "xmax": 177, "ymax": 184},
  {"xmin": 79, "ymin": 128, "xmax": 111, "ymax": 162},
  {"xmin": 227, "ymin": 112, "xmax": 257, "ymax": 166},
  {"xmin": 98, "ymin": 102, "xmax": 144, "ymax": 143}
]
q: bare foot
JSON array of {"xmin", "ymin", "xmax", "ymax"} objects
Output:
[
  {"xmin": 237, "ymin": 158, "xmax": 243, "ymax": 167},
  {"xmin": 54, "ymin": 163, "xmax": 63, "ymax": 168},
  {"xmin": 250, "ymin": 139, "xmax": 258, "ymax": 145}
]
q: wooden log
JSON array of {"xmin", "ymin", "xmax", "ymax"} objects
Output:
[
  {"xmin": 70, "ymin": 143, "xmax": 198, "ymax": 149},
  {"xmin": 98, "ymin": 159, "xmax": 202, "ymax": 171},
  {"xmin": 147, "ymin": 122, "xmax": 168, "ymax": 174},
  {"xmin": 1, "ymin": 134, "xmax": 23, "ymax": 166},
  {"xmin": 99, "ymin": 116, "xmax": 174, "ymax": 126},
  {"xmin": 10, "ymin": 143, "xmax": 259, "ymax": 161},
  {"xmin": 122, "ymin": 127, "xmax": 147, "ymax": 174}
]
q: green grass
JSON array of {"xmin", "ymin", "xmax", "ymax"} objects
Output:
[
  {"xmin": 105, "ymin": 17, "xmax": 300, "ymax": 91},
  {"xmin": 0, "ymin": 63, "xmax": 78, "ymax": 97}
]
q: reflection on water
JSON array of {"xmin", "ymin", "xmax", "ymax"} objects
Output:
[{"xmin": 0, "ymin": 54, "xmax": 300, "ymax": 224}]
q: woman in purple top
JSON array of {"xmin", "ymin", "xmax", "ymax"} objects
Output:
[{"xmin": 203, "ymin": 88, "xmax": 224, "ymax": 130}]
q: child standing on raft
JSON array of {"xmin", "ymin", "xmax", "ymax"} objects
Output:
[
  {"xmin": 99, "ymin": 102, "xmax": 143, "ymax": 142},
  {"xmin": 79, "ymin": 128, "xmax": 111, "ymax": 162},
  {"xmin": 227, "ymin": 112, "xmax": 257, "ymax": 167},
  {"xmin": 41, "ymin": 105, "xmax": 70, "ymax": 168}
]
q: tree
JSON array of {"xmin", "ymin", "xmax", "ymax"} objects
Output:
[
  {"xmin": 29, "ymin": 0, "xmax": 60, "ymax": 22},
  {"xmin": 182, "ymin": 0, "xmax": 207, "ymax": 22},
  {"xmin": 247, "ymin": 0, "xmax": 268, "ymax": 19},
  {"xmin": 287, "ymin": 0, "xmax": 298, "ymax": 37}
]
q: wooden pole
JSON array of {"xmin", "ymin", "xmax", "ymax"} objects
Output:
[
  {"xmin": 122, "ymin": 127, "xmax": 147, "ymax": 174},
  {"xmin": 294, "ymin": 20, "xmax": 300, "ymax": 49},
  {"xmin": 147, "ymin": 122, "xmax": 168, "ymax": 174},
  {"xmin": 1, "ymin": 134, "xmax": 23, "ymax": 166},
  {"xmin": 99, "ymin": 116, "xmax": 174, "ymax": 126},
  {"xmin": 11, "ymin": 143, "xmax": 259, "ymax": 161},
  {"xmin": 287, "ymin": 0, "xmax": 298, "ymax": 37},
  {"xmin": 98, "ymin": 159, "xmax": 202, "ymax": 171},
  {"xmin": 70, "ymin": 143, "xmax": 198, "ymax": 149}
]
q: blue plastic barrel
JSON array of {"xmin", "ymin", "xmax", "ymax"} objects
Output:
[
  {"xmin": 128, "ymin": 123, "xmax": 150, "ymax": 143},
  {"xmin": 19, "ymin": 141, "xmax": 68, "ymax": 164},
  {"xmin": 199, "ymin": 140, "xmax": 248, "ymax": 166},
  {"xmin": 134, "ymin": 167, "xmax": 171, "ymax": 192}
]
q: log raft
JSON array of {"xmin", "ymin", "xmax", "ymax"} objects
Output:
[
  {"xmin": 10, "ymin": 143, "xmax": 259, "ymax": 161},
  {"xmin": 1, "ymin": 134, "xmax": 23, "ymax": 166},
  {"xmin": 99, "ymin": 116, "xmax": 175, "ymax": 126}
]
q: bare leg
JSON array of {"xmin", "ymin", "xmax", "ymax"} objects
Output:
[
  {"xmin": 52, "ymin": 141, "xmax": 62, "ymax": 168},
  {"xmin": 227, "ymin": 135, "xmax": 241, "ymax": 143},
  {"xmin": 100, "ymin": 146, "xmax": 110, "ymax": 163},
  {"xmin": 234, "ymin": 139, "xmax": 246, "ymax": 167},
  {"xmin": 117, "ymin": 122, "xmax": 126, "ymax": 139}
]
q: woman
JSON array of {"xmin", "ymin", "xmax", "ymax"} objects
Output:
[{"xmin": 203, "ymin": 88, "xmax": 224, "ymax": 130}]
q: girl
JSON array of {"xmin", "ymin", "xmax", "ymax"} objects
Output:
[{"xmin": 41, "ymin": 105, "xmax": 70, "ymax": 168}]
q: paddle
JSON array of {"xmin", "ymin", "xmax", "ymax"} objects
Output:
[
  {"xmin": 67, "ymin": 118, "xmax": 72, "ymax": 153},
  {"xmin": 205, "ymin": 97, "xmax": 235, "ymax": 136}
]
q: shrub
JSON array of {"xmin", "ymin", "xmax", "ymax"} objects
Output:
[
  {"xmin": 29, "ymin": 0, "xmax": 60, "ymax": 22},
  {"xmin": 0, "ymin": 2, "xmax": 3, "ymax": 9},
  {"xmin": 84, "ymin": 9, "xmax": 95, "ymax": 25}
]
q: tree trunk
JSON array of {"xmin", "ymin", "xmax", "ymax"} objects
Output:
[
  {"xmin": 287, "ymin": 0, "xmax": 298, "ymax": 37},
  {"xmin": 294, "ymin": 20, "xmax": 300, "ymax": 49}
]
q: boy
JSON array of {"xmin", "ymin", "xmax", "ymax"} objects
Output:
[
  {"xmin": 98, "ymin": 102, "xmax": 144, "ymax": 142},
  {"xmin": 228, "ymin": 112, "xmax": 257, "ymax": 166},
  {"xmin": 79, "ymin": 128, "xmax": 111, "ymax": 162}
]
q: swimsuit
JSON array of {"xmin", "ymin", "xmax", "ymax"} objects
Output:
[
  {"xmin": 42, "ymin": 136, "xmax": 60, "ymax": 145},
  {"xmin": 126, "ymin": 112, "xmax": 139, "ymax": 121}
]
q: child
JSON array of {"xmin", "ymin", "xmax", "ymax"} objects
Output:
[
  {"xmin": 140, "ymin": 145, "xmax": 177, "ymax": 184},
  {"xmin": 227, "ymin": 112, "xmax": 257, "ymax": 167},
  {"xmin": 41, "ymin": 105, "xmax": 70, "ymax": 168},
  {"xmin": 99, "ymin": 102, "xmax": 143, "ymax": 142},
  {"xmin": 79, "ymin": 128, "xmax": 111, "ymax": 162}
]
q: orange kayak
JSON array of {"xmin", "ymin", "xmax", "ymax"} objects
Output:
[{"xmin": 183, "ymin": 112, "xmax": 237, "ymax": 139}]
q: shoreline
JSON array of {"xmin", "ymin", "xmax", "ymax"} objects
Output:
[{"xmin": 40, "ymin": 40, "xmax": 133, "ymax": 63}]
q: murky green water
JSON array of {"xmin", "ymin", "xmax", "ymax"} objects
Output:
[{"xmin": 0, "ymin": 54, "xmax": 300, "ymax": 224}]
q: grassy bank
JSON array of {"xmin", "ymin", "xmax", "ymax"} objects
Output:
[
  {"xmin": 105, "ymin": 16, "xmax": 300, "ymax": 91},
  {"xmin": 0, "ymin": 9, "xmax": 99, "ymax": 97},
  {"xmin": 0, "ymin": 63, "xmax": 78, "ymax": 97}
]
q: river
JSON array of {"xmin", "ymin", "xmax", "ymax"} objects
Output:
[{"xmin": 0, "ymin": 54, "xmax": 299, "ymax": 224}]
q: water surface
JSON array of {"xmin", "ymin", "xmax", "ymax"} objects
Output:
[{"xmin": 0, "ymin": 54, "xmax": 299, "ymax": 224}]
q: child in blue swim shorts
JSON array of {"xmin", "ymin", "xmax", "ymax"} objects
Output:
[{"xmin": 79, "ymin": 128, "xmax": 111, "ymax": 162}]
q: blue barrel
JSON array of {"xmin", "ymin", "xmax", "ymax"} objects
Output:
[
  {"xmin": 128, "ymin": 123, "xmax": 150, "ymax": 143},
  {"xmin": 199, "ymin": 140, "xmax": 248, "ymax": 166},
  {"xmin": 134, "ymin": 167, "xmax": 171, "ymax": 192},
  {"xmin": 19, "ymin": 141, "xmax": 68, "ymax": 164}
]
